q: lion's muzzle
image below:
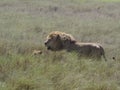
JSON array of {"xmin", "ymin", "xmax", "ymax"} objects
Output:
[{"xmin": 44, "ymin": 41, "xmax": 52, "ymax": 50}]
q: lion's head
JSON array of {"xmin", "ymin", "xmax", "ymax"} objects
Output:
[
  {"xmin": 44, "ymin": 33, "xmax": 63, "ymax": 51},
  {"xmin": 44, "ymin": 31, "xmax": 76, "ymax": 51}
]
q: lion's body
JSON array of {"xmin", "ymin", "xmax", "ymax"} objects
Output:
[
  {"xmin": 64, "ymin": 42, "xmax": 107, "ymax": 60},
  {"xmin": 44, "ymin": 31, "xmax": 107, "ymax": 61}
]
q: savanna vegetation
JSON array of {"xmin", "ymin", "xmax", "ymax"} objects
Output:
[{"xmin": 0, "ymin": 0, "xmax": 120, "ymax": 90}]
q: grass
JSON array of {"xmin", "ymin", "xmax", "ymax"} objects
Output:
[{"xmin": 0, "ymin": 0, "xmax": 120, "ymax": 90}]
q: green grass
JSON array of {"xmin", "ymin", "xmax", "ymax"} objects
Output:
[
  {"xmin": 0, "ymin": 0, "xmax": 120, "ymax": 90},
  {"xmin": 0, "ymin": 54, "xmax": 120, "ymax": 90}
]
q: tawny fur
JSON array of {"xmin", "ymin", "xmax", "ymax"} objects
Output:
[
  {"xmin": 32, "ymin": 50, "xmax": 42, "ymax": 55},
  {"xmin": 44, "ymin": 31, "xmax": 107, "ymax": 61},
  {"xmin": 63, "ymin": 41, "xmax": 107, "ymax": 61}
]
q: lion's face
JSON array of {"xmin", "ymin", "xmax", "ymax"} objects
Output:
[{"xmin": 44, "ymin": 34, "xmax": 63, "ymax": 51}]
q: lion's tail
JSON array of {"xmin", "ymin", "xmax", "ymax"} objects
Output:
[
  {"xmin": 100, "ymin": 46, "xmax": 107, "ymax": 61},
  {"xmin": 103, "ymin": 53, "xmax": 107, "ymax": 61}
]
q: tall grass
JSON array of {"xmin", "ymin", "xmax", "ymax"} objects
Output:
[{"xmin": 0, "ymin": 53, "xmax": 120, "ymax": 90}]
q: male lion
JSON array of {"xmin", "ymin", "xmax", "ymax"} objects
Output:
[{"xmin": 44, "ymin": 31, "xmax": 107, "ymax": 61}]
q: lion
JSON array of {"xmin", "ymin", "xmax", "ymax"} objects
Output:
[{"xmin": 44, "ymin": 31, "xmax": 107, "ymax": 61}]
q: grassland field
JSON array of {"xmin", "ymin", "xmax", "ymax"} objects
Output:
[{"xmin": 0, "ymin": 0, "xmax": 120, "ymax": 90}]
